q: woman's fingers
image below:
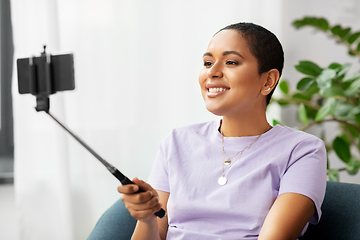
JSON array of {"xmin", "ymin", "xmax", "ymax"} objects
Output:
[
  {"xmin": 118, "ymin": 183, "xmax": 139, "ymax": 194},
  {"xmin": 132, "ymin": 177, "xmax": 156, "ymax": 193},
  {"xmin": 119, "ymin": 178, "xmax": 162, "ymax": 221},
  {"xmin": 121, "ymin": 189, "xmax": 154, "ymax": 204},
  {"xmin": 129, "ymin": 201, "xmax": 163, "ymax": 221},
  {"xmin": 125, "ymin": 194, "xmax": 161, "ymax": 214},
  {"xmin": 117, "ymin": 177, "xmax": 153, "ymax": 194}
]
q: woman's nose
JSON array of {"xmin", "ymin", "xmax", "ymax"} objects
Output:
[{"xmin": 207, "ymin": 63, "xmax": 223, "ymax": 78}]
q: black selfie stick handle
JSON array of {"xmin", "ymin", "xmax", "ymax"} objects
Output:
[
  {"xmin": 46, "ymin": 111, "xmax": 166, "ymax": 219},
  {"xmin": 113, "ymin": 169, "xmax": 166, "ymax": 218}
]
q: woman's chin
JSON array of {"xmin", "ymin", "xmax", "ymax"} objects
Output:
[{"xmin": 205, "ymin": 104, "xmax": 225, "ymax": 117}]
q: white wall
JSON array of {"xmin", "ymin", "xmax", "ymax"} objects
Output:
[{"xmin": 0, "ymin": 184, "xmax": 18, "ymax": 240}]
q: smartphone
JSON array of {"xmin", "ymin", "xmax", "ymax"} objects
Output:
[{"xmin": 17, "ymin": 53, "xmax": 75, "ymax": 95}]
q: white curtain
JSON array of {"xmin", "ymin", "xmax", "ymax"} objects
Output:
[{"xmin": 11, "ymin": 0, "xmax": 282, "ymax": 239}]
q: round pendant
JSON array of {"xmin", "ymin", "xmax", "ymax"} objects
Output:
[
  {"xmin": 224, "ymin": 159, "xmax": 231, "ymax": 165},
  {"xmin": 218, "ymin": 176, "xmax": 227, "ymax": 185}
]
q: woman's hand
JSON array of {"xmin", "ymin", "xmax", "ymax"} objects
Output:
[{"xmin": 118, "ymin": 178, "xmax": 163, "ymax": 223}]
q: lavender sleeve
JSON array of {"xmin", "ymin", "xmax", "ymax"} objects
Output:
[
  {"xmin": 147, "ymin": 140, "xmax": 171, "ymax": 193},
  {"xmin": 279, "ymin": 136, "xmax": 327, "ymax": 224}
]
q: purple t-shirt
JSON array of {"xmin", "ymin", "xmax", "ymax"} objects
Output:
[{"xmin": 147, "ymin": 120, "xmax": 327, "ymax": 240}]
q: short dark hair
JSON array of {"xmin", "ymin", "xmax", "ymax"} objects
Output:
[{"xmin": 217, "ymin": 22, "xmax": 284, "ymax": 105}]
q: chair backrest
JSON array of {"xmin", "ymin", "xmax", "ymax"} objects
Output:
[
  {"xmin": 300, "ymin": 181, "xmax": 360, "ymax": 240},
  {"xmin": 88, "ymin": 181, "xmax": 360, "ymax": 240}
]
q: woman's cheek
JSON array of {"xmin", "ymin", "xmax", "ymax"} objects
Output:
[{"xmin": 198, "ymin": 70, "xmax": 206, "ymax": 85}]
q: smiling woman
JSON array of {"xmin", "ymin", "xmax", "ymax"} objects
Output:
[{"xmin": 119, "ymin": 22, "xmax": 327, "ymax": 240}]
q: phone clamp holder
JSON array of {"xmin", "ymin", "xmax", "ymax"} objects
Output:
[{"xmin": 28, "ymin": 46, "xmax": 52, "ymax": 112}]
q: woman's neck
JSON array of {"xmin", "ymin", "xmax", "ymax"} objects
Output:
[{"xmin": 220, "ymin": 113, "xmax": 270, "ymax": 137}]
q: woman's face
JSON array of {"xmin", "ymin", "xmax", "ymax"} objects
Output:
[{"xmin": 199, "ymin": 29, "xmax": 268, "ymax": 117}]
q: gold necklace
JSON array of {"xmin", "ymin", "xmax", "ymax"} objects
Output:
[
  {"xmin": 218, "ymin": 125, "xmax": 270, "ymax": 186},
  {"xmin": 221, "ymin": 134, "xmax": 245, "ymax": 166}
]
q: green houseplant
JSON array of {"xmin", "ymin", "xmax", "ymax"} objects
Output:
[{"xmin": 271, "ymin": 17, "xmax": 360, "ymax": 182}]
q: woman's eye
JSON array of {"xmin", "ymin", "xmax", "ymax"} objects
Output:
[
  {"xmin": 226, "ymin": 60, "xmax": 238, "ymax": 65},
  {"xmin": 204, "ymin": 61, "xmax": 212, "ymax": 67}
]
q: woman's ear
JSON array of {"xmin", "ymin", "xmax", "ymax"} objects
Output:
[{"xmin": 261, "ymin": 69, "xmax": 280, "ymax": 96}]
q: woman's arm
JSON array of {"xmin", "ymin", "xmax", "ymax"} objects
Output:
[
  {"xmin": 258, "ymin": 192, "xmax": 315, "ymax": 240},
  {"xmin": 118, "ymin": 178, "xmax": 169, "ymax": 240},
  {"xmin": 131, "ymin": 190, "xmax": 169, "ymax": 240}
]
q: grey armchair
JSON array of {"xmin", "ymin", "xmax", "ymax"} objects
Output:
[
  {"xmin": 299, "ymin": 181, "xmax": 360, "ymax": 240},
  {"xmin": 88, "ymin": 181, "xmax": 360, "ymax": 240}
]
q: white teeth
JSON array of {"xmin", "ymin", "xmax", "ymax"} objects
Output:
[{"xmin": 208, "ymin": 88, "xmax": 229, "ymax": 93}]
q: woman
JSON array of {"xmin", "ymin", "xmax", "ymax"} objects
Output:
[{"xmin": 119, "ymin": 22, "xmax": 327, "ymax": 240}]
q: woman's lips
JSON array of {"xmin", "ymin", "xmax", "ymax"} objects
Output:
[{"xmin": 207, "ymin": 87, "xmax": 229, "ymax": 97}]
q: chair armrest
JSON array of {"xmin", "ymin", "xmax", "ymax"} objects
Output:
[{"xmin": 87, "ymin": 199, "xmax": 137, "ymax": 240}]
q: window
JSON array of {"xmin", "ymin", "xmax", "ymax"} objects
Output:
[{"xmin": 0, "ymin": 0, "xmax": 14, "ymax": 184}]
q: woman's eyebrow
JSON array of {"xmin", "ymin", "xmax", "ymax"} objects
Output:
[
  {"xmin": 202, "ymin": 51, "xmax": 244, "ymax": 59},
  {"xmin": 223, "ymin": 50, "xmax": 244, "ymax": 59}
]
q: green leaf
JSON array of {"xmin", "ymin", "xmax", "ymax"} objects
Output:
[
  {"xmin": 345, "ymin": 124, "xmax": 360, "ymax": 138},
  {"xmin": 339, "ymin": 27, "xmax": 351, "ymax": 39},
  {"xmin": 293, "ymin": 19, "xmax": 306, "ymax": 29},
  {"xmin": 315, "ymin": 98, "xmax": 337, "ymax": 121},
  {"xmin": 295, "ymin": 61, "xmax": 322, "ymax": 76},
  {"xmin": 305, "ymin": 81, "xmax": 320, "ymax": 95},
  {"xmin": 346, "ymin": 105, "xmax": 360, "ymax": 118},
  {"xmin": 272, "ymin": 119, "xmax": 282, "ymax": 126},
  {"xmin": 342, "ymin": 72, "xmax": 360, "ymax": 82},
  {"xmin": 328, "ymin": 169, "xmax": 339, "ymax": 182},
  {"xmin": 333, "ymin": 136, "xmax": 351, "ymax": 163},
  {"xmin": 344, "ymin": 78, "xmax": 360, "ymax": 96},
  {"xmin": 357, "ymin": 42, "xmax": 360, "ymax": 52},
  {"xmin": 279, "ymin": 80, "xmax": 289, "ymax": 94},
  {"xmin": 356, "ymin": 113, "xmax": 360, "ymax": 125},
  {"xmin": 318, "ymin": 18, "xmax": 329, "ymax": 31},
  {"xmin": 297, "ymin": 77, "xmax": 314, "ymax": 91},
  {"xmin": 292, "ymin": 93, "xmax": 311, "ymax": 101},
  {"xmin": 328, "ymin": 63, "xmax": 342, "ymax": 73},
  {"xmin": 305, "ymin": 106, "xmax": 318, "ymax": 120},
  {"xmin": 336, "ymin": 63, "xmax": 351, "ymax": 78},
  {"xmin": 331, "ymin": 25, "xmax": 341, "ymax": 35},
  {"xmin": 346, "ymin": 157, "xmax": 360, "ymax": 175},
  {"xmin": 277, "ymin": 101, "xmax": 290, "ymax": 106},
  {"xmin": 292, "ymin": 17, "xmax": 329, "ymax": 31},
  {"xmin": 320, "ymin": 85, "xmax": 345, "ymax": 98},
  {"xmin": 339, "ymin": 133, "xmax": 350, "ymax": 145},
  {"xmin": 328, "ymin": 62, "xmax": 342, "ymax": 71},
  {"xmin": 316, "ymin": 69, "xmax": 336, "ymax": 89},
  {"xmin": 343, "ymin": 81, "xmax": 353, "ymax": 90},
  {"xmin": 347, "ymin": 32, "xmax": 360, "ymax": 44},
  {"xmin": 273, "ymin": 98, "xmax": 290, "ymax": 106},
  {"xmin": 334, "ymin": 103, "xmax": 354, "ymax": 117},
  {"xmin": 298, "ymin": 103, "xmax": 309, "ymax": 124}
]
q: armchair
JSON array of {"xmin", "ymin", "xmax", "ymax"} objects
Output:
[{"xmin": 88, "ymin": 181, "xmax": 360, "ymax": 240}]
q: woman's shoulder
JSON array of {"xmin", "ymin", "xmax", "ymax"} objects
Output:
[
  {"xmin": 174, "ymin": 120, "xmax": 217, "ymax": 132},
  {"xmin": 172, "ymin": 120, "xmax": 218, "ymax": 137},
  {"xmin": 161, "ymin": 120, "xmax": 219, "ymax": 143},
  {"xmin": 269, "ymin": 124, "xmax": 324, "ymax": 147}
]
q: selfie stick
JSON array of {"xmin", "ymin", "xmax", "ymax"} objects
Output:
[
  {"xmin": 45, "ymin": 111, "xmax": 166, "ymax": 218},
  {"xmin": 21, "ymin": 47, "xmax": 166, "ymax": 219}
]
